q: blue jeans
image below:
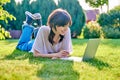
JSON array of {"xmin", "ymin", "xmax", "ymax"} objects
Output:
[{"xmin": 16, "ymin": 24, "xmax": 34, "ymax": 51}]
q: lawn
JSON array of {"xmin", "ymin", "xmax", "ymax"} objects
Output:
[{"xmin": 0, "ymin": 39, "xmax": 120, "ymax": 80}]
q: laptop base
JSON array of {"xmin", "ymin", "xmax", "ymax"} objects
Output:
[{"xmin": 60, "ymin": 57, "xmax": 83, "ymax": 62}]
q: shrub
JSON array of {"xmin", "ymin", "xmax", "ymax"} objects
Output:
[
  {"xmin": 102, "ymin": 25, "xmax": 120, "ymax": 38},
  {"xmin": 97, "ymin": 13, "xmax": 110, "ymax": 27},
  {"xmin": 83, "ymin": 21, "xmax": 102, "ymax": 39},
  {"xmin": 97, "ymin": 8, "xmax": 120, "ymax": 38},
  {"xmin": 98, "ymin": 10, "xmax": 120, "ymax": 27},
  {"xmin": 0, "ymin": 25, "xmax": 11, "ymax": 40}
]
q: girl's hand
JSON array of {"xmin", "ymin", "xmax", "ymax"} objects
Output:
[{"xmin": 53, "ymin": 50, "xmax": 69, "ymax": 58}]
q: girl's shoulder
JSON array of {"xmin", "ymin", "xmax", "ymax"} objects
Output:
[
  {"xmin": 38, "ymin": 25, "xmax": 51, "ymax": 36},
  {"xmin": 39, "ymin": 25, "xmax": 50, "ymax": 32}
]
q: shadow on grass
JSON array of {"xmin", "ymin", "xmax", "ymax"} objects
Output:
[
  {"xmin": 84, "ymin": 58, "xmax": 112, "ymax": 70},
  {"xmin": 1, "ymin": 49, "xmax": 32, "ymax": 60},
  {"xmin": 2, "ymin": 49, "xmax": 80, "ymax": 80},
  {"xmin": 29, "ymin": 58, "xmax": 80, "ymax": 80}
]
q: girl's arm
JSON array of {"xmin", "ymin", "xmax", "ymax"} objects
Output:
[{"xmin": 33, "ymin": 49, "xmax": 69, "ymax": 58}]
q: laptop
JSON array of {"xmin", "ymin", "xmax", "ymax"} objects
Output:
[{"xmin": 60, "ymin": 39, "xmax": 100, "ymax": 62}]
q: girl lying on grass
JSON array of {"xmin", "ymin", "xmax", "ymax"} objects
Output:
[{"xmin": 17, "ymin": 8, "xmax": 73, "ymax": 59}]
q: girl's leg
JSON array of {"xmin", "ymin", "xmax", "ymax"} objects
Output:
[
  {"xmin": 16, "ymin": 25, "xmax": 34, "ymax": 51},
  {"xmin": 21, "ymin": 40, "xmax": 34, "ymax": 51}
]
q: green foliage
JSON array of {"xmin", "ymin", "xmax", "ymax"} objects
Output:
[
  {"xmin": 0, "ymin": 0, "xmax": 16, "ymax": 30},
  {"xmin": 58, "ymin": 0, "xmax": 86, "ymax": 38},
  {"xmin": 98, "ymin": 10, "xmax": 120, "ymax": 27},
  {"xmin": 30, "ymin": 0, "xmax": 57, "ymax": 25},
  {"xmin": 0, "ymin": 0, "xmax": 16, "ymax": 23},
  {"xmin": 0, "ymin": 0, "xmax": 10, "ymax": 5},
  {"xmin": 85, "ymin": 0, "xmax": 108, "ymax": 8},
  {"xmin": 102, "ymin": 25, "xmax": 120, "ymax": 38},
  {"xmin": 0, "ymin": 25, "xmax": 11, "ymax": 40},
  {"xmin": 85, "ymin": 0, "xmax": 109, "ymax": 12},
  {"xmin": 3, "ymin": 0, "xmax": 29, "ymax": 30},
  {"xmin": 83, "ymin": 21, "xmax": 102, "ymax": 39},
  {"xmin": 3, "ymin": 0, "xmax": 86, "ymax": 38},
  {"xmin": 3, "ymin": 0, "xmax": 57, "ymax": 30},
  {"xmin": 97, "ymin": 8, "xmax": 120, "ymax": 38},
  {"xmin": 97, "ymin": 13, "xmax": 110, "ymax": 27}
]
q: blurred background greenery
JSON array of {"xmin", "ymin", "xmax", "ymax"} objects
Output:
[{"xmin": 0, "ymin": 0, "xmax": 120, "ymax": 40}]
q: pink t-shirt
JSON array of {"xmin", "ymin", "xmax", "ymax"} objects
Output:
[{"xmin": 32, "ymin": 26, "xmax": 72, "ymax": 54}]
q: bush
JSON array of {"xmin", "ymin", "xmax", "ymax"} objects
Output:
[
  {"xmin": 102, "ymin": 25, "xmax": 120, "ymax": 38},
  {"xmin": 98, "ymin": 10, "xmax": 120, "ymax": 27},
  {"xmin": 97, "ymin": 8, "xmax": 120, "ymax": 38},
  {"xmin": 97, "ymin": 13, "xmax": 110, "ymax": 27},
  {"xmin": 0, "ymin": 25, "xmax": 11, "ymax": 40},
  {"xmin": 83, "ymin": 21, "xmax": 102, "ymax": 39}
]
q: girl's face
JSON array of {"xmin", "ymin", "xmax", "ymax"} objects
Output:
[{"xmin": 56, "ymin": 24, "xmax": 69, "ymax": 35}]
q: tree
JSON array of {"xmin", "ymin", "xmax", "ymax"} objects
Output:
[
  {"xmin": 3, "ymin": 0, "xmax": 32, "ymax": 30},
  {"xmin": 0, "ymin": 0, "xmax": 15, "ymax": 29},
  {"xmin": 58, "ymin": 0, "xmax": 86, "ymax": 38},
  {"xmin": 31, "ymin": 0, "xmax": 57, "ymax": 25},
  {"xmin": 0, "ymin": 0, "xmax": 15, "ymax": 39},
  {"xmin": 3, "ymin": 0, "xmax": 57, "ymax": 30},
  {"xmin": 3, "ymin": 0, "xmax": 17, "ymax": 30},
  {"xmin": 85, "ymin": 0, "xmax": 108, "ymax": 12}
]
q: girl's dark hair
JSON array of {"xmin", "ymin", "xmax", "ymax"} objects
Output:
[{"xmin": 47, "ymin": 8, "xmax": 72, "ymax": 45}]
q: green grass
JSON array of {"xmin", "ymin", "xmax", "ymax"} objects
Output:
[{"xmin": 0, "ymin": 39, "xmax": 120, "ymax": 80}]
